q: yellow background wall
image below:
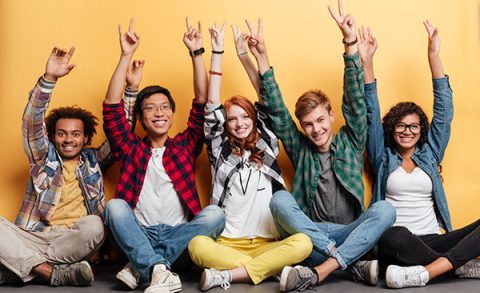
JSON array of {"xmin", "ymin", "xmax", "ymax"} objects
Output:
[{"xmin": 0, "ymin": 0, "xmax": 478, "ymax": 229}]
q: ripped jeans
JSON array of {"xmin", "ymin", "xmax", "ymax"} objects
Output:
[{"xmin": 270, "ymin": 190, "xmax": 396, "ymax": 269}]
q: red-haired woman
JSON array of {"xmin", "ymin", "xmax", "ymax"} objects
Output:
[{"xmin": 187, "ymin": 21, "xmax": 313, "ymax": 291}]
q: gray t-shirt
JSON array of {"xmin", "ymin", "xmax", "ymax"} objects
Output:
[{"xmin": 310, "ymin": 152, "xmax": 358, "ymax": 224}]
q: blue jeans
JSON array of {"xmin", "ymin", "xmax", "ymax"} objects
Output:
[
  {"xmin": 105, "ymin": 199, "xmax": 225, "ymax": 281},
  {"xmin": 270, "ymin": 190, "xmax": 396, "ymax": 269}
]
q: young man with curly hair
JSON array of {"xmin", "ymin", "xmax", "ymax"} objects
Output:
[{"xmin": 0, "ymin": 46, "xmax": 134, "ymax": 287}]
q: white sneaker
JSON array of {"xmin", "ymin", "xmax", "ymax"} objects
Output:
[
  {"xmin": 348, "ymin": 260, "xmax": 379, "ymax": 285},
  {"xmin": 455, "ymin": 259, "xmax": 480, "ymax": 278},
  {"xmin": 144, "ymin": 264, "xmax": 182, "ymax": 293},
  {"xmin": 200, "ymin": 268, "xmax": 231, "ymax": 291},
  {"xmin": 116, "ymin": 262, "xmax": 140, "ymax": 289},
  {"xmin": 385, "ymin": 265, "xmax": 429, "ymax": 288}
]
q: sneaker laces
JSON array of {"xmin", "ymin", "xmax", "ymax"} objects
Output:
[
  {"xmin": 151, "ymin": 265, "xmax": 169, "ymax": 285},
  {"xmin": 295, "ymin": 267, "xmax": 317, "ymax": 292},
  {"xmin": 50, "ymin": 262, "xmax": 92, "ymax": 286},
  {"xmin": 212, "ymin": 271, "xmax": 231, "ymax": 291},
  {"xmin": 403, "ymin": 267, "xmax": 427, "ymax": 287},
  {"xmin": 348, "ymin": 262, "xmax": 366, "ymax": 283}
]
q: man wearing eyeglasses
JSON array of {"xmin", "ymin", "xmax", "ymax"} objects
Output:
[{"xmin": 102, "ymin": 19, "xmax": 225, "ymax": 293}]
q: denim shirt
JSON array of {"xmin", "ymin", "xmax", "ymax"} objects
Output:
[{"xmin": 365, "ymin": 77, "xmax": 453, "ymax": 232}]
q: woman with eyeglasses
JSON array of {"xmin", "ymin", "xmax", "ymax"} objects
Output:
[{"xmin": 358, "ymin": 21, "xmax": 480, "ymax": 289}]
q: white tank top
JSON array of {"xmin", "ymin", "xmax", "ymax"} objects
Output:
[{"xmin": 386, "ymin": 166, "xmax": 441, "ymax": 235}]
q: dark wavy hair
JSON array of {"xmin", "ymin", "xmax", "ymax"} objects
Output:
[
  {"xmin": 224, "ymin": 96, "xmax": 263, "ymax": 166},
  {"xmin": 382, "ymin": 102, "xmax": 429, "ymax": 149},
  {"xmin": 45, "ymin": 106, "xmax": 98, "ymax": 145}
]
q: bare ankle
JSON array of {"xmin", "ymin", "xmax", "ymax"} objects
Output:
[{"xmin": 32, "ymin": 262, "xmax": 52, "ymax": 280}]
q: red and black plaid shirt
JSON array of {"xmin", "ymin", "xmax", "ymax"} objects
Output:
[{"xmin": 102, "ymin": 101, "xmax": 205, "ymax": 216}]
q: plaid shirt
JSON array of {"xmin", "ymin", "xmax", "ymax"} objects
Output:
[
  {"xmin": 204, "ymin": 103, "xmax": 285, "ymax": 207},
  {"xmin": 259, "ymin": 53, "xmax": 367, "ymax": 216},
  {"xmin": 16, "ymin": 77, "xmax": 132, "ymax": 231},
  {"xmin": 102, "ymin": 100, "xmax": 205, "ymax": 216}
]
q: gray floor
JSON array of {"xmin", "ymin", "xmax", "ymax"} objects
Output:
[{"xmin": 1, "ymin": 264, "xmax": 479, "ymax": 293}]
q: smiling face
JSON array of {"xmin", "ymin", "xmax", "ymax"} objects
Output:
[
  {"xmin": 54, "ymin": 118, "xmax": 87, "ymax": 160},
  {"xmin": 394, "ymin": 113, "xmax": 421, "ymax": 154},
  {"xmin": 140, "ymin": 93, "xmax": 174, "ymax": 139},
  {"xmin": 300, "ymin": 105, "xmax": 335, "ymax": 152},
  {"xmin": 226, "ymin": 104, "xmax": 254, "ymax": 140}
]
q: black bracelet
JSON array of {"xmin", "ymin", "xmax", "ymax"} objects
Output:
[
  {"xmin": 189, "ymin": 47, "xmax": 205, "ymax": 57},
  {"xmin": 212, "ymin": 50, "xmax": 224, "ymax": 54},
  {"xmin": 342, "ymin": 38, "xmax": 358, "ymax": 46}
]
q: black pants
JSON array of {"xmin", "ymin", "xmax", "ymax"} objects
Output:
[{"xmin": 378, "ymin": 219, "xmax": 480, "ymax": 270}]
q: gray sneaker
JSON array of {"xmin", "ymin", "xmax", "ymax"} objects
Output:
[
  {"xmin": 0, "ymin": 265, "xmax": 21, "ymax": 285},
  {"xmin": 116, "ymin": 262, "xmax": 140, "ymax": 289},
  {"xmin": 347, "ymin": 260, "xmax": 379, "ymax": 285},
  {"xmin": 279, "ymin": 265, "xmax": 318, "ymax": 292},
  {"xmin": 455, "ymin": 259, "xmax": 480, "ymax": 278},
  {"xmin": 50, "ymin": 260, "xmax": 94, "ymax": 287}
]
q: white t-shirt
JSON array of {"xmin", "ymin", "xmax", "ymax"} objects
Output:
[
  {"xmin": 222, "ymin": 151, "xmax": 279, "ymax": 239},
  {"xmin": 386, "ymin": 166, "xmax": 441, "ymax": 235},
  {"xmin": 134, "ymin": 147, "xmax": 189, "ymax": 227}
]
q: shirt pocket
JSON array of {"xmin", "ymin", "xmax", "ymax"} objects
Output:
[{"xmin": 83, "ymin": 171, "xmax": 102, "ymax": 199}]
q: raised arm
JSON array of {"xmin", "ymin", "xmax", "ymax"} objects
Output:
[
  {"xmin": 124, "ymin": 59, "xmax": 145, "ymax": 128},
  {"xmin": 183, "ymin": 18, "xmax": 208, "ymax": 104},
  {"xmin": 102, "ymin": 19, "xmax": 142, "ymax": 163},
  {"xmin": 424, "ymin": 20, "xmax": 445, "ymax": 79},
  {"xmin": 23, "ymin": 47, "xmax": 76, "ymax": 164},
  {"xmin": 328, "ymin": 0, "xmax": 358, "ymax": 56},
  {"xmin": 358, "ymin": 26, "xmax": 384, "ymax": 173},
  {"xmin": 207, "ymin": 22, "xmax": 226, "ymax": 105},
  {"xmin": 246, "ymin": 18, "xmax": 270, "ymax": 75},
  {"xmin": 232, "ymin": 25, "xmax": 260, "ymax": 98},
  {"xmin": 328, "ymin": 0, "xmax": 366, "ymax": 154},
  {"xmin": 358, "ymin": 26, "xmax": 377, "ymax": 84},
  {"xmin": 423, "ymin": 20, "xmax": 453, "ymax": 163},
  {"xmin": 97, "ymin": 58, "xmax": 144, "ymax": 170},
  {"xmin": 104, "ymin": 18, "xmax": 140, "ymax": 104},
  {"xmin": 246, "ymin": 18, "xmax": 304, "ymax": 164}
]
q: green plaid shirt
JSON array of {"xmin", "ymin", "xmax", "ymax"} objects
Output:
[{"xmin": 259, "ymin": 53, "xmax": 366, "ymax": 217}]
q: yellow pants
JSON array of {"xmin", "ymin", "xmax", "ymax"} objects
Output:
[{"xmin": 188, "ymin": 233, "xmax": 312, "ymax": 284}]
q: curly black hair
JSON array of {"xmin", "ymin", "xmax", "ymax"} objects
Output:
[
  {"xmin": 45, "ymin": 106, "xmax": 98, "ymax": 145},
  {"xmin": 382, "ymin": 102, "xmax": 430, "ymax": 149}
]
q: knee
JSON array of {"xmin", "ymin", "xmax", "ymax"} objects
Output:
[
  {"xmin": 75, "ymin": 215, "xmax": 105, "ymax": 247},
  {"xmin": 288, "ymin": 233, "xmax": 313, "ymax": 260},
  {"xmin": 269, "ymin": 190, "xmax": 294, "ymax": 216},
  {"xmin": 188, "ymin": 236, "xmax": 213, "ymax": 260},
  {"xmin": 379, "ymin": 226, "xmax": 411, "ymax": 252},
  {"xmin": 104, "ymin": 199, "xmax": 131, "ymax": 225},
  {"xmin": 370, "ymin": 200, "xmax": 396, "ymax": 226},
  {"xmin": 198, "ymin": 205, "xmax": 225, "ymax": 231}
]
